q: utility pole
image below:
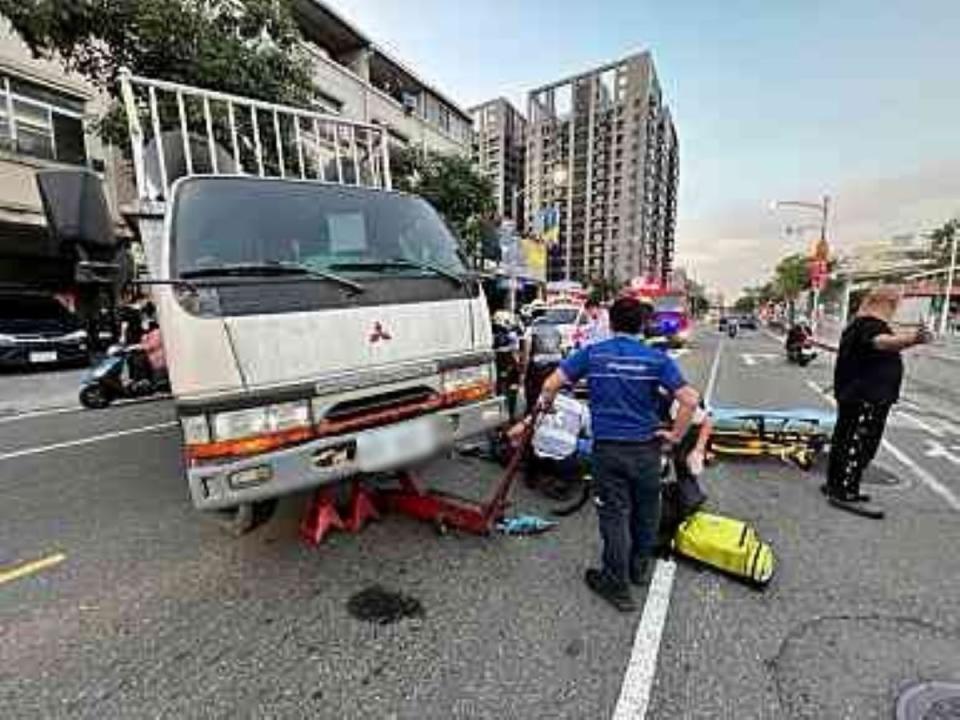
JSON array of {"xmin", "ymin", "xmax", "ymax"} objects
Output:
[
  {"xmin": 771, "ymin": 195, "xmax": 831, "ymax": 332},
  {"xmin": 940, "ymin": 225, "xmax": 958, "ymax": 335}
]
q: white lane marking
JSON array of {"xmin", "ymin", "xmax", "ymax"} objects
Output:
[
  {"xmin": 704, "ymin": 338, "xmax": 723, "ymax": 406},
  {"xmin": 0, "ymin": 421, "xmax": 177, "ymax": 463},
  {"xmin": 0, "ymin": 395, "xmax": 173, "ymax": 426},
  {"xmin": 805, "ymin": 380, "xmax": 833, "ymax": 404},
  {"xmin": 803, "ymin": 379, "xmax": 960, "ymax": 512},
  {"xmin": 895, "ymin": 411, "xmax": 945, "ymax": 438},
  {"xmin": 740, "ymin": 352, "xmax": 777, "ymax": 367},
  {"xmin": 0, "ymin": 404, "xmax": 83, "ymax": 425},
  {"xmin": 612, "ymin": 338, "xmax": 725, "ymax": 720},
  {"xmin": 882, "ymin": 440, "xmax": 960, "ymax": 512},
  {"xmin": 921, "ymin": 439, "xmax": 960, "ymax": 466},
  {"xmin": 612, "ymin": 560, "xmax": 677, "ymax": 720}
]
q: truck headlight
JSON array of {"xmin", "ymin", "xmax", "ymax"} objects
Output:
[
  {"xmin": 0, "ymin": 333, "xmax": 16, "ymax": 346},
  {"xmin": 212, "ymin": 400, "xmax": 311, "ymax": 441},
  {"xmin": 441, "ymin": 364, "xmax": 493, "ymax": 404},
  {"xmin": 186, "ymin": 400, "xmax": 314, "ymax": 465},
  {"xmin": 62, "ymin": 329, "xmax": 87, "ymax": 342},
  {"xmin": 180, "ymin": 415, "xmax": 211, "ymax": 445}
]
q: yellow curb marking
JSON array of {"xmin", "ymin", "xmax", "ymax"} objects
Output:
[{"xmin": 0, "ymin": 552, "xmax": 66, "ymax": 586}]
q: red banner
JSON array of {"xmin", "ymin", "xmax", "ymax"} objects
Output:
[{"xmin": 808, "ymin": 258, "xmax": 828, "ymax": 291}]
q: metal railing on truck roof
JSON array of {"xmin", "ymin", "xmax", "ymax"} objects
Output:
[{"xmin": 119, "ymin": 70, "xmax": 392, "ymax": 202}]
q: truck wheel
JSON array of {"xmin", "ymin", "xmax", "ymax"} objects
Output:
[
  {"xmin": 79, "ymin": 385, "xmax": 110, "ymax": 409},
  {"xmin": 213, "ymin": 499, "xmax": 278, "ymax": 537}
]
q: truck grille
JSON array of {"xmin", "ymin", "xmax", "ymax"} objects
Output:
[{"xmin": 319, "ymin": 387, "xmax": 440, "ymax": 435}]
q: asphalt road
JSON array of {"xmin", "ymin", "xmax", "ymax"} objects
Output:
[{"xmin": 1, "ymin": 330, "xmax": 958, "ymax": 719}]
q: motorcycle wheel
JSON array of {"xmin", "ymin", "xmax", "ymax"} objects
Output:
[
  {"xmin": 212, "ymin": 499, "xmax": 278, "ymax": 537},
  {"xmin": 79, "ymin": 384, "xmax": 111, "ymax": 409}
]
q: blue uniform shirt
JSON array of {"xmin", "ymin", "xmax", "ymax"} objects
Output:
[{"xmin": 559, "ymin": 335, "xmax": 687, "ymax": 442}]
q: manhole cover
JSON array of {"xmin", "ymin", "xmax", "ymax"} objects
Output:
[
  {"xmin": 347, "ymin": 585, "xmax": 424, "ymax": 625},
  {"xmin": 861, "ymin": 464, "xmax": 900, "ymax": 486},
  {"xmin": 897, "ymin": 681, "xmax": 960, "ymax": 720}
]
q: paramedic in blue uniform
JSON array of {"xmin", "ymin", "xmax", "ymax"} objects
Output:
[{"xmin": 536, "ymin": 296, "xmax": 700, "ymax": 611}]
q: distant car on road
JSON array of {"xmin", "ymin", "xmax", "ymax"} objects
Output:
[
  {"xmin": 532, "ymin": 304, "xmax": 587, "ymax": 354},
  {"xmin": 738, "ymin": 315, "xmax": 759, "ymax": 330},
  {"xmin": 0, "ymin": 293, "xmax": 89, "ymax": 369}
]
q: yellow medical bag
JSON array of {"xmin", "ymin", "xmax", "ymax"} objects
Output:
[{"xmin": 672, "ymin": 511, "xmax": 776, "ymax": 588}]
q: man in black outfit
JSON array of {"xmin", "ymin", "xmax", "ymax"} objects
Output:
[{"xmin": 826, "ymin": 285, "xmax": 930, "ymax": 511}]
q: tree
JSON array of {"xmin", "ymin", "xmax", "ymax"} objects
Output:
[
  {"xmin": 733, "ymin": 295, "xmax": 756, "ymax": 314},
  {"xmin": 930, "ymin": 218, "xmax": 958, "ymax": 269},
  {"xmin": 685, "ymin": 279, "xmax": 710, "ymax": 318},
  {"xmin": 773, "ymin": 253, "xmax": 811, "ymax": 323},
  {"xmin": 392, "ymin": 146, "xmax": 497, "ymax": 266},
  {"xmin": 0, "ymin": 0, "xmax": 315, "ymax": 145},
  {"xmin": 587, "ymin": 273, "xmax": 622, "ymax": 302}
]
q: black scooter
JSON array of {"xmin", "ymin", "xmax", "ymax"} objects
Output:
[
  {"xmin": 79, "ymin": 345, "xmax": 170, "ymax": 409},
  {"xmin": 785, "ymin": 326, "xmax": 817, "ymax": 367}
]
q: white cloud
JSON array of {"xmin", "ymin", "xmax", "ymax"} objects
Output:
[{"xmin": 676, "ymin": 158, "xmax": 960, "ymax": 297}]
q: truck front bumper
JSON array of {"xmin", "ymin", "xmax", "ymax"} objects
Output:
[{"xmin": 187, "ymin": 396, "xmax": 506, "ymax": 510}]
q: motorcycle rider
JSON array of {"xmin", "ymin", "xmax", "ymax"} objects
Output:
[{"xmin": 785, "ymin": 320, "xmax": 817, "ymax": 365}]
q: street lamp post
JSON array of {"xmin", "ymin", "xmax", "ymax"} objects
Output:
[
  {"xmin": 940, "ymin": 226, "xmax": 958, "ymax": 336},
  {"xmin": 771, "ymin": 195, "xmax": 831, "ymax": 331}
]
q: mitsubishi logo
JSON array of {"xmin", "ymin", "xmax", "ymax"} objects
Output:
[{"xmin": 369, "ymin": 321, "xmax": 392, "ymax": 343}]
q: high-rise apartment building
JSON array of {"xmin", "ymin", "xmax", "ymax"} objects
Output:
[
  {"xmin": 526, "ymin": 52, "xmax": 678, "ymax": 284},
  {"xmin": 469, "ymin": 98, "xmax": 527, "ymax": 231}
]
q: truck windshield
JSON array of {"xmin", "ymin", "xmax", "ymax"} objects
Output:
[{"xmin": 171, "ymin": 177, "xmax": 466, "ymax": 279}]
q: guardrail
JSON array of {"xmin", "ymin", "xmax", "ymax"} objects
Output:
[{"xmin": 119, "ymin": 70, "xmax": 392, "ymax": 201}]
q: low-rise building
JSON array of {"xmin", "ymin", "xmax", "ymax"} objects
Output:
[
  {"xmin": 0, "ymin": 20, "xmax": 118, "ymax": 290},
  {"xmin": 293, "ymin": 0, "xmax": 472, "ymax": 154}
]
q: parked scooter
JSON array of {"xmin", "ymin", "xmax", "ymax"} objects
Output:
[
  {"xmin": 79, "ymin": 345, "xmax": 170, "ymax": 409},
  {"xmin": 785, "ymin": 325, "xmax": 817, "ymax": 366}
]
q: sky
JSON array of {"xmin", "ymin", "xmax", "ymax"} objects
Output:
[{"xmin": 328, "ymin": 0, "xmax": 960, "ymax": 297}]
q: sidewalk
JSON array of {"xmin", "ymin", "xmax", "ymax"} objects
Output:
[{"xmin": 0, "ymin": 367, "xmax": 86, "ymax": 417}]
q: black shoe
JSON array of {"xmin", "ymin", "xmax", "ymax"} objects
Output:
[
  {"xmin": 629, "ymin": 557, "xmax": 654, "ymax": 586},
  {"xmin": 585, "ymin": 569, "xmax": 637, "ymax": 612},
  {"xmin": 820, "ymin": 483, "xmax": 870, "ymax": 502}
]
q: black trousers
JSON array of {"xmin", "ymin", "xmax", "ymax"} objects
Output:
[
  {"xmin": 593, "ymin": 440, "xmax": 661, "ymax": 585},
  {"xmin": 826, "ymin": 400, "xmax": 892, "ymax": 497}
]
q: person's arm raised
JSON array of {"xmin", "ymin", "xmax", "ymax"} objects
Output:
[{"xmin": 873, "ymin": 327, "xmax": 931, "ymax": 352}]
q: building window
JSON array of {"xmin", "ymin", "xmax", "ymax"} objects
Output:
[{"xmin": 0, "ymin": 75, "xmax": 87, "ymax": 165}]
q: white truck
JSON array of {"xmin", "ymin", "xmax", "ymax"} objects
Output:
[{"xmin": 120, "ymin": 73, "xmax": 505, "ymax": 533}]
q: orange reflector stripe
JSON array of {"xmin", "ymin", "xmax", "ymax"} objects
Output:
[
  {"xmin": 185, "ymin": 381, "xmax": 494, "ymax": 464},
  {"xmin": 186, "ymin": 426, "xmax": 314, "ymax": 462}
]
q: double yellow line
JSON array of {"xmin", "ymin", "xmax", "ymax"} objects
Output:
[{"xmin": 0, "ymin": 552, "xmax": 66, "ymax": 586}]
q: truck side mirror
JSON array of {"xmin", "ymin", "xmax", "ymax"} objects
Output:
[{"xmin": 36, "ymin": 168, "xmax": 116, "ymax": 253}]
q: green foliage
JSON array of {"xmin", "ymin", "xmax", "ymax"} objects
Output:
[
  {"xmin": 773, "ymin": 253, "xmax": 810, "ymax": 300},
  {"xmin": 392, "ymin": 146, "xmax": 497, "ymax": 265},
  {"xmin": 930, "ymin": 218, "xmax": 959, "ymax": 268},
  {"xmin": 733, "ymin": 294, "xmax": 757, "ymax": 314},
  {"xmin": 685, "ymin": 278, "xmax": 710, "ymax": 317},
  {"xmin": 587, "ymin": 274, "xmax": 621, "ymax": 302},
  {"xmin": 0, "ymin": 0, "xmax": 315, "ymax": 145}
]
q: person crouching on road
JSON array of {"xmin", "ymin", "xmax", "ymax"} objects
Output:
[
  {"xmin": 534, "ymin": 296, "xmax": 700, "ymax": 612},
  {"xmin": 825, "ymin": 285, "xmax": 931, "ymax": 505}
]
